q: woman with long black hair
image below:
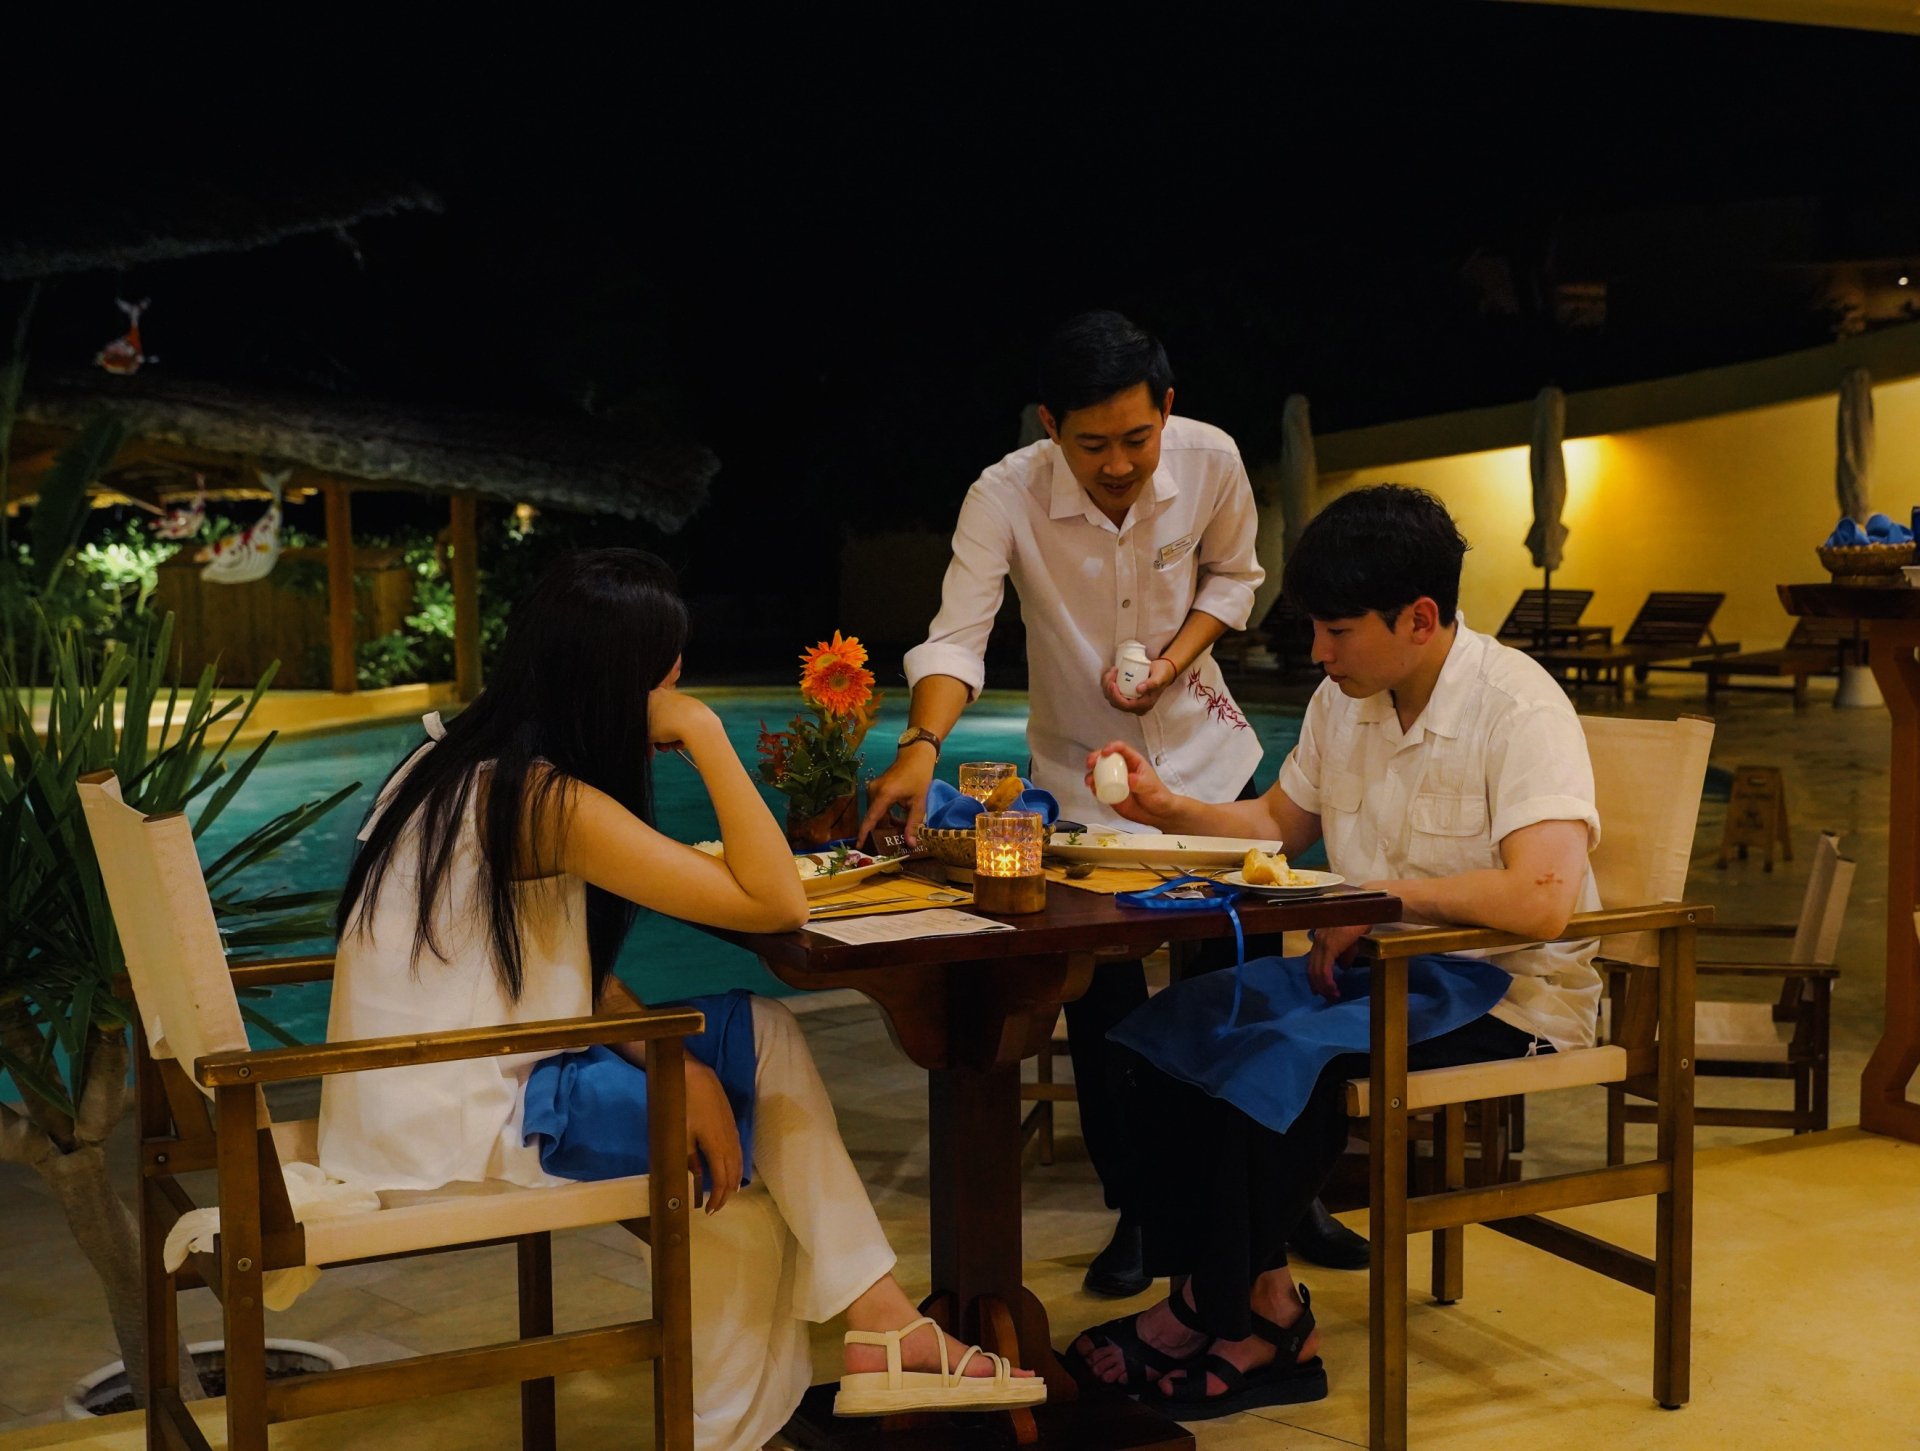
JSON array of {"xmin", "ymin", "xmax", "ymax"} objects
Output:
[{"xmin": 317, "ymin": 548, "xmax": 1041, "ymax": 1450}]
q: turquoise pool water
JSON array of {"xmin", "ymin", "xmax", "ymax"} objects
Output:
[{"xmin": 189, "ymin": 691, "xmax": 1309, "ymax": 1047}]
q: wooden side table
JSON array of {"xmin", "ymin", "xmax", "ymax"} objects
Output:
[{"xmin": 1778, "ymin": 583, "xmax": 1920, "ymax": 1143}]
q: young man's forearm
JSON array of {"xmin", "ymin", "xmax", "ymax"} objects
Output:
[
  {"xmin": 907, "ymin": 673, "xmax": 972, "ymax": 741},
  {"xmin": 1373, "ymin": 821, "xmax": 1590, "ymax": 940},
  {"xmin": 1156, "ymin": 609, "xmax": 1231, "ymax": 676}
]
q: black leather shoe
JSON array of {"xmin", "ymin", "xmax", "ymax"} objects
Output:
[
  {"xmin": 1083, "ymin": 1212, "xmax": 1151, "ymax": 1298},
  {"xmin": 1285, "ymin": 1198, "xmax": 1370, "ymax": 1270}
]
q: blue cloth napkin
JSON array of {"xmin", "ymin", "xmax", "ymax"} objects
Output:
[
  {"xmin": 1109, "ymin": 952, "xmax": 1514, "ymax": 1133},
  {"xmin": 925, "ymin": 777, "xmax": 1060, "ymax": 828},
  {"xmin": 1828, "ymin": 513, "xmax": 1913, "ymax": 546},
  {"xmin": 522, "ymin": 988, "xmax": 757, "ymax": 1187}
]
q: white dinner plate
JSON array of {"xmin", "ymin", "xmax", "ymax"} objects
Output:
[
  {"xmin": 800, "ymin": 855, "xmax": 905, "ymax": 898},
  {"xmin": 1217, "ymin": 867, "xmax": 1347, "ymax": 898},
  {"xmin": 1046, "ymin": 833, "xmax": 1285, "ymax": 867}
]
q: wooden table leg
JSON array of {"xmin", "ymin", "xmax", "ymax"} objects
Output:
[{"xmin": 1866, "ymin": 622, "xmax": 1920, "ymax": 1142}]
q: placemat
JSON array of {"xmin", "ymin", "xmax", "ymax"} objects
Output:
[
  {"xmin": 1044, "ymin": 864, "xmax": 1179, "ymax": 895},
  {"xmin": 805, "ymin": 871, "xmax": 975, "ymax": 920}
]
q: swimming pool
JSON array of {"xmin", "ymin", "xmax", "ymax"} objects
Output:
[{"xmin": 193, "ymin": 690, "xmax": 1310, "ymax": 1046}]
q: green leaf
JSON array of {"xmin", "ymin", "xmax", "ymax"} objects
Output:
[{"xmin": 30, "ymin": 415, "xmax": 128, "ymax": 589}]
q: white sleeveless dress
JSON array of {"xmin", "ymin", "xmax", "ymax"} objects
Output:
[{"xmin": 319, "ymin": 738, "xmax": 589, "ymax": 1190}]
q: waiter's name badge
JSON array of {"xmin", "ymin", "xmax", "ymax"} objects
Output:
[{"xmin": 1153, "ymin": 535, "xmax": 1195, "ymax": 571}]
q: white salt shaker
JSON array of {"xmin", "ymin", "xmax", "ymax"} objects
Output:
[
  {"xmin": 1093, "ymin": 751, "xmax": 1131, "ymax": 805},
  {"xmin": 1115, "ymin": 639, "xmax": 1153, "ymax": 699}
]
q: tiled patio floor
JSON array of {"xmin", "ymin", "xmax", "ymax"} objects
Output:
[{"xmin": 1, "ymin": 674, "xmax": 1908, "ymax": 1447}]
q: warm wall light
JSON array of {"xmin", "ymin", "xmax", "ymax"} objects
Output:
[{"xmin": 974, "ymin": 810, "xmax": 1047, "ymax": 914}]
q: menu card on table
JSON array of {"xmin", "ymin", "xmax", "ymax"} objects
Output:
[{"xmin": 804, "ymin": 908, "xmax": 1015, "ymax": 946}]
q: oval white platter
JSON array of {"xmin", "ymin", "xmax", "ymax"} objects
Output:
[
  {"xmin": 1046, "ymin": 833, "xmax": 1284, "ymax": 867},
  {"xmin": 1217, "ymin": 868, "xmax": 1347, "ymax": 898},
  {"xmin": 800, "ymin": 855, "xmax": 906, "ymax": 898}
]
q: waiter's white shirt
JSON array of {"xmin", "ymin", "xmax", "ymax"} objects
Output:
[
  {"xmin": 905, "ymin": 415, "xmax": 1264, "ymax": 826},
  {"xmin": 1277, "ymin": 622, "xmax": 1605, "ymax": 1050}
]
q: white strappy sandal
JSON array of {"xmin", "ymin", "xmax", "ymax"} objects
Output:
[{"xmin": 834, "ymin": 1316, "xmax": 1048, "ymax": 1417}]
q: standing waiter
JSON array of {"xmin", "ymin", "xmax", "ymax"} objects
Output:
[{"xmin": 860, "ymin": 312, "xmax": 1365, "ymax": 1293}]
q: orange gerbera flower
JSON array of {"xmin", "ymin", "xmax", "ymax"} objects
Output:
[{"xmin": 800, "ymin": 632, "xmax": 873, "ymax": 716}]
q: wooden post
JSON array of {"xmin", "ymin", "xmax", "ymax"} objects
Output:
[
  {"xmin": 324, "ymin": 483, "xmax": 356, "ymax": 694},
  {"xmin": 451, "ymin": 492, "xmax": 482, "ymax": 702}
]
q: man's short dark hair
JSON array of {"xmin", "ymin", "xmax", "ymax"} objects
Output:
[
  {"xmin": 1283, "ymin": 484, "xmax": 1469, "ymax": 627},
  {"xmin": 1038, "ymin": 310, "xmax": 1175, "ymax": 425}
]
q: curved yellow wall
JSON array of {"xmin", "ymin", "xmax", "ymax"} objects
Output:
[{"xmin": 1327, "ymin": 374, "xmax": 1920, "ymax": 649}]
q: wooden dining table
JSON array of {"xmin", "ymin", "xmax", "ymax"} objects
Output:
[
  {"xmin": 1779, "ymin": 582, "xmax": 1920, "ymax": 1144},
  {"xmin": 700, "ymin": 876, "xmax": 1403, "ymax": 1450}
]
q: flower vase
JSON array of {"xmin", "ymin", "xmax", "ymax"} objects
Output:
[{"xmin": 786, "ymin": 794, "xmax": 859, "ymax": 852}]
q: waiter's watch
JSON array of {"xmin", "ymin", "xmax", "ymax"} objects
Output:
[{"xmin": 896, "ymin": 726, "xmax": 942, "ymax": 761}]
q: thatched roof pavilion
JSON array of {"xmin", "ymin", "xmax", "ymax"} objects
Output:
[
  {"xmin": 12, "ymin": 372, "xmax": 717, "ymax": 530},
  {"xmin": 7, "ymin": 373, "xmax": 718, "ymax": 698}
]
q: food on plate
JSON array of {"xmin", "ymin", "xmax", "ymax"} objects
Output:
[
  {"xmin": 981, "ymin": 774, "xmax": 1026, "ymax": 812},
  {"xmin": 1241, "ymin": 848, "xmax": 1312, "ymax": 887},
  {"xmin": 692, "ymin": 840, "xmax": 883, "ymax": 881}
]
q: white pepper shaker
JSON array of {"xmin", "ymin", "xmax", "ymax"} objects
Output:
[{"xmin": 1115, "ymin": 639, "xmax": 1153, "ymax": 699}]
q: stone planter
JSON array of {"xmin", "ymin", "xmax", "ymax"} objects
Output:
[{"xmin": 64, "ymin": 1338, "xmax": 350, "ymax": 1420}]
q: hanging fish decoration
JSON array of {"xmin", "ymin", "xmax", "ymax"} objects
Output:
[
  {"xmin": 151, "ymin": 474, "xmax": 209, "ymax": 540},
  {"xmin": 199, "ymin": 469, "xmax": 288, "ymax": 584},
  {"xmin": 93, "ymin": 299, "xmax": 156, "ymax": 375}
]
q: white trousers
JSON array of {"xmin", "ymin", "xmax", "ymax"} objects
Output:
[{"xmin": 682, "ymin": 996, "xmax": 897, "ymax": 1451}]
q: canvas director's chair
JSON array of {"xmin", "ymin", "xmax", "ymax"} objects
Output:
[
  {"xmin": 1346, "ymin": 714, "xmax": 1713, "ymax": 1449},
  {"xmin": 79, "ymin": 772, "xmax": 699, "ymax": 1451}
]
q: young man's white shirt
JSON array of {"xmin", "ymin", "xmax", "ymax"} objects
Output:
[
  {"xmin": 905, "ymin": 415, "xmax": 1265, "ymax": 826},
  {"xmin": 1276, "ymin": 621, "xmax": 1604, "ymax": 1050}
]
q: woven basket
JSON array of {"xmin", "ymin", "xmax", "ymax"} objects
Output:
[
  {"xmin": 919, "ymin": 827, "xmax": 978, "ymax": 869},
  {"xmin": 1816, "ymin": 542, "xmax": 1914, "ymax": 586}
]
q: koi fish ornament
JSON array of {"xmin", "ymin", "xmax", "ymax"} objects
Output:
[
  {"xmin": 93, "ymin": 299, "xmax": 155, "ymax": 376},
  {"xmin": 199, "ymin": 469, "xmax": 288, "ymax": 584},
  {"xmin": 151, "ymin": 474, "xmax": 208, "ymax": 541}
]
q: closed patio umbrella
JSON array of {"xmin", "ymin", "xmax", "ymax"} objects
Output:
[
  {"xmin": 1835, "ymin": 368, "xmax": 1883, "ymax": 708},
  {"xmin": 1525, "ymin": 386, "xmax": 1569, "ymax": 648},
  {"xmin": 1836, "ymin": 366, "xmax": 1874, "ymax": 526},
  {"xmin": 1249, "ymin": 393, "xmax": 1314, "ymax": 628}
]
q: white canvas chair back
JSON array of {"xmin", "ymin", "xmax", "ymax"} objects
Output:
[
  {"xmin": 1579, "ymin": 715, "xmax": 1715, "ymax": 966},
  {"xmin": 78, "ymin": 773, "xmax": 250, "ymax": 1101},
  {"xmin": 1791, "ymin": 832, "xmax": 1853, "ymax": 966}
]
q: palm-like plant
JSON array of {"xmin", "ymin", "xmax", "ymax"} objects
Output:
[{"xmin": 0, "ymin": 427, "xmax": 356, "ymax": 1406}]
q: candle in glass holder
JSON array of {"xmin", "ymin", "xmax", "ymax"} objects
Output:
[
  {"xmin": 959, "ymin": 761, "xmax": 1019, "ymax": 802},
  {"xmin": 974, "ymin": 810, "xmax": 1047, "ymax": 914}
]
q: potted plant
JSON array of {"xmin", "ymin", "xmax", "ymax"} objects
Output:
[
  {"xmin": 756, "ymin": 632, "xmax": 881, "ymax": 850},
  {"xmin": 0, "ymin": 417, "xmax": 356, "ymax": 1410}
]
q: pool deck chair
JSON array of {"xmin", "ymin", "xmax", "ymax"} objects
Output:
[
  {"xmin": 1688, "ymin": 615, "xmax": 1853, "ymax": 705},
  {"xmin": 1609, "ymin": 831, "xmax": 1852, "ymax": 1152},
  {"xmin": 78, "ymin": 771, "xmax": 699, "ymax": 1451},
  {"xmin": 1495, "ymin": 588, "xmax": 1609, "ymax": 648},
  {"xmin": 1347, "ymin": 713, "xmax": 1713, "ymax": 1449},
  {"xmin": 1531, "ymin": 592, "xmax": 1739, "ymax": 697}
]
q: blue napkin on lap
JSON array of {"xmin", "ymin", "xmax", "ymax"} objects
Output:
[
  {"xmin": 925, "ymin": 777, "xmax": 1060, "ymax": 828},
  {"xmin": 1828, "ymin": 513, "xmax": 1913, "ymax": 546}
]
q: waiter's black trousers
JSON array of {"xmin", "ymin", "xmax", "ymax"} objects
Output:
[
  {"xmin": 1124, "ymin": 1012, "xmax": 1540, "ymax": 1340},
  {"xmin": 1061, "ymin": 774, "xmax": 1264, "ymax": 1210}
]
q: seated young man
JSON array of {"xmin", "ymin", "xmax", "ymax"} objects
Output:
[{"xmin": 1065, "ymin": 484, "xmax": 1602, "ymax": 1421}]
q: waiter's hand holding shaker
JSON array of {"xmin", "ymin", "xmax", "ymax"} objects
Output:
[{"xmin": 1102, "ymin": 637, "xmax": 1177, "ymax": 715}]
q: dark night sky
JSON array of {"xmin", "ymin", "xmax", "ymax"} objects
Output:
[{"xmin": 11, "ymin": 3, "xmax": 1920, "ymax": 623}]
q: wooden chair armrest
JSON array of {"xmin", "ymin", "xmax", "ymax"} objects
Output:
[
  {"xmin": 1697, "ymin": 962, "xmax": 1839, "ymax": 979},
  {"xmin": 1361, "ymin": 903, "xmax": 1712, "ymax": 960},
  {"xmin": 1696, "ymin": 923, "xmax": 1796, "ymax": 940},
  {"xmin": 195, "ymin": 1006, "xmax": 707, "ymax": 1087},
  {"xmin": 228, "ymin": 953, "xmax": 337, "ymax": 986}
]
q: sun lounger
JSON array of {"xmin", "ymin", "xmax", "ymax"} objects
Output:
[
  {"xmin": 1528, "ymin": 591, "xmax": 1738, "ymax": 696},
  {"xmin": 1686, "ymin": 615, "xmax": 1854, "ymax": 704},
  {"xmin": 1495, "ymin": 588, "xmax": 1611, "ymax": 647}
]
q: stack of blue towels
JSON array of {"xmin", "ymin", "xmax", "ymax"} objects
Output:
[{"xmin": 1826, "ymin": 513, "xmax": 1915, "ymax": 546}]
